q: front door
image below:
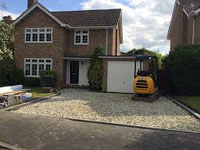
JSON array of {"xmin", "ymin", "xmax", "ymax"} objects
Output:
[{"xmin": 70, "ymin": 61, "xmax": 79, "ymax": 84}]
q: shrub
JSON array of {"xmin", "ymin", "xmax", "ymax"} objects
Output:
[
  {"xmin": 40, "ymin": 70, "xmax": 56, "ymax": 87},
  {"xmin": 24, "ymin": 78, "xmax": 41, "ymax": 87},
  {"xmin": 9, "ymin": 68, "xmax": 24, "ymax": 85},
  {"xmin": 163, "ymin": 45, "xmax": 200, "ymax": 95},
  {"xmin": 88, "ymin": 46, "xmax": 105, "ymax": 90},
  {"xmin": 0, "ymin": 56, "xmax": 14, "ymax": 86},
  {"xmin": 0, "ymin": 57, "xmax": 24, "ymax": 86}
]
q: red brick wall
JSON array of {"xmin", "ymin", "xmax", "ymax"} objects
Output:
[
  {"xmin": 194, "ymin": 15, "xmax": 200, "ymax": 45},
  {"xmin": 170, "ymin": 4, "xmax": 182, "ymax": 50},
  {"xmin": 110, "ymin": 25, "xmax": 120, "ymax": 56},
  {"xmin": 65, "ymin": 29, "xmax": 116, "ymax": 57},
  {"xmin": 14, "ymin": 8, "xmax": 65, "ymax": 87},
  {"xmin": 14, "ymin": 7, "xmax": 120, "ymax": 87},
  {"xmin": 170, "ymin": 4, "xmax": 197, "ymax": 50},
  {"xmin": 187, "ymin": 18, "xmax": 193, "ymax": 44}
]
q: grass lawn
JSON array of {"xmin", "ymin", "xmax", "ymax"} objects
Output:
[
  {"xmin": 174, "ymin": 95, "xmax": 200, "ymax": 113},
  {"xmin": 27, "ymin": 87, "xmax": 53, "ymax": 99}
]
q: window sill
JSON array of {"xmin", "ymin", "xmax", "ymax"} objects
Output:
[
  {"xmin": 24, "ymin": 75, "xmax": 40, "ymax": 78},
  {"xmin": 74, "ymin": 43, "xmax": 89, "ymax": 46},
  {"xmin": 25, "ymin": 41, "xmax": 53, "ymax": 44}
]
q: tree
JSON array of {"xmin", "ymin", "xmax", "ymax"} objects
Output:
[
  {"xmin": 126, "ymin": 48, "xmax": 137, "ymax": 56},
  {"xmin": 0, "ymin": 21, "xmax": 14, "ymax": 58},
  {"xmin": 0, "ymin": 22, "xmax": 24, "ymax": 86},
  {"xmin": 163, "ymin": 45, "xmax": 200, "ymax": 95},
  {"xmin": 126, "ymin": 48, "xmax": 164, "ymax": 69},
  {"xmin": 87, "ymin": 46, "xmax": 105, "ymax": 90}
]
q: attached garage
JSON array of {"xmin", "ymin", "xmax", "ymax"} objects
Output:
[{"xmin": 101, "ymin": 56, "xmax": 147, "ymax": 94}]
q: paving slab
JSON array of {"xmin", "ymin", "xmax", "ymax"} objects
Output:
[{"xmin": 0, "ymin": 111, "xmax": 199, "ymax": 150}]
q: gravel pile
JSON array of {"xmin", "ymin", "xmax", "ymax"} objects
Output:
[{"xmin": 13, "ymin": 89, "xmax": 200, "ymax": 132}]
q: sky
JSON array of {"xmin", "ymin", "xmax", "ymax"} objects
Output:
[{"xmin": 0, "ymin": 0, "xmax": 175, "ymax": 54}]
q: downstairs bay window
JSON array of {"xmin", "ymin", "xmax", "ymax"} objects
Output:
[{"xmin": 24, "ymin": 58, "xmax": 52, "ymax": 77}]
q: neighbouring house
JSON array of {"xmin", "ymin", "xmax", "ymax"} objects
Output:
[
  {"xmin": 12, "ymin": 0, "xmax": 123, "ymax": 88},
  {"xmin": 168, "ymin": 0, "xmax": 200, "ymax": 50}
]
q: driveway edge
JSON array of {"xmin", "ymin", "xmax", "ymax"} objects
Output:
[
  {"xmin": 65, "ymin": 117, "xmax": 200, "ymax": 135},
  {"xmin": 0, "ymin": 141, "xmax": 24, "ymax": 150},
  {"xmin": 1, "ymin": 91, "xmax": 61, "ymax": 111},
  {"xmin": 21, "ymin": 112, "xmax": 199, "ymax": 135},
  {"xmin": 166, "ymin": 95, "xmax": 200, "ymax": 120}
]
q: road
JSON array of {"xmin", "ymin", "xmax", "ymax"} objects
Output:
[{"xmin": 0, "ymin": 111, "xmax": 199, "ymax": 150}]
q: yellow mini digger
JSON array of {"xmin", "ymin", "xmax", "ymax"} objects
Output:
[{"xmin": 132, "ymin": 55, "xmax": 159, "ymax": 102}]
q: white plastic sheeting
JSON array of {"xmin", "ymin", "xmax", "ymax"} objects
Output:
[{"xmin": 0, "ymin": 85, "xmax": 23, "ymax": 95}]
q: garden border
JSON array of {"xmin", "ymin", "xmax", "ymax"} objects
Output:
[
  {"xmin": 166, "ymin": 95, "xmax": 200, "ymax": 120},
  {"xmin": 1, "ymin": 91, "xmax": 61, "ymax": 111},
  {"xmin": 0, "ymin": 140, "xmax": 23, "ymax": 150}
]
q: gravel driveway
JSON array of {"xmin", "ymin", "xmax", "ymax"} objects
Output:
[{"xmin": 13, "ymin": 89, "xmax": 200, "ymax": 132}]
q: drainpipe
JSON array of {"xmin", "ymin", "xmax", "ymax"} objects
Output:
[
  {"xmin": 192, "ymin": 19, "xmax": 195, "ymax": 44},
  {"xmin": 105, "ymin": 27, "xmax": 108, "ymax": 55}
]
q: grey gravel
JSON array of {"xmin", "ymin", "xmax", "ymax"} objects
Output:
[{"xmin": 13, "ymin": 89, "xmax": 200, "ymax": 132}]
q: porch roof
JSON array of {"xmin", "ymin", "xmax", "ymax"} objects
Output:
[{"xmin": 99, "ymin": 55, "xmax": 136, "ymax": 59}]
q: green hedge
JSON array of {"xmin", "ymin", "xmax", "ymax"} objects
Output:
[{"xmin": 163, "ymin": 45, "xmax": 200, "ymax": 95}]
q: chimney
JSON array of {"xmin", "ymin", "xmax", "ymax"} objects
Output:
[
  {"xmin": 3, "ymin": 16, "xmax": 13, "ymax": 24},
  {"xmin": 28, "ymin": 0, "xmax": 38, "ymax": 9}
]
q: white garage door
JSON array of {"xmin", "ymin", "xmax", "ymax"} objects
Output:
[{"xmin": 107, "ymin": 61, "xmax": 141, "ymax": 93}]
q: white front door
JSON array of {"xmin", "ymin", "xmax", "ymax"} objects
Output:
[{"xmin": 79, "ymin": 60, "xmax": 90, "ymax": 86}]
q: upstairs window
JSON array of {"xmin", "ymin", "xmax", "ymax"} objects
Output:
[
  {"xmin": 39, "ymin": 29, "xmax": 45, "ymax": 42},
  {"xmin": 74, "ymin": 30, "xmax": 89, "ymax": 45},
  {"xmin": 25, "ymin": 28, "xmax": 53, "ymax": 43},
  {"xmin": 25, "ymin": 29, "xmax": 31, "ymax": 42}
]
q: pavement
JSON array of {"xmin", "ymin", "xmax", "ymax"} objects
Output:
[{"xmin": 0, "ymin": 111, "xmax": 199, "ymax": 150}]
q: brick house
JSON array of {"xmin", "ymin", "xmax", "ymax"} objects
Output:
[
  {"xmin": 168, "ymin": 0, "xmax": 200, "ymax": 50},
  {"xmin": 12, "ymin": 0, "xmax": 123, "ymax": 88}
]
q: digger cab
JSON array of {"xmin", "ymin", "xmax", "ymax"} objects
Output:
[{"xmin": 133, "ymin": 55, "xmax": 158, "ymax": 96}]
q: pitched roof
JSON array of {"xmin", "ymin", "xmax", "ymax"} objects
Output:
[
  {"xmin": 12, "ymin": 3, "xmax": 121, "ymax": 28},
  {"xmin": 12, "ymin": 2, "xmax": 123, "ymax": 43},
  {"xmin": 179, "ymin": 0, "xmax": 200, "ymax": 14},
  {"xmin": 52, "ymin": 9, "xmax": 121, "ymax": 27}
]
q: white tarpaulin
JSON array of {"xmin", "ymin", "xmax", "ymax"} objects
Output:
[{"xmin": 0, "ymin": 85, "xmax": 23, "ymax": 95}]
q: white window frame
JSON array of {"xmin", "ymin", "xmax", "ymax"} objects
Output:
[
  {"xmin": 25, "ymin": 28, "xmax": 53, "ymax": 43},
  {"xmin": 24, "ymin": 58, "xmax": 53, "ymax": 77},
  {"xmin": 74, "ymin": 30, "xmax": 89, "ymax": 45}
]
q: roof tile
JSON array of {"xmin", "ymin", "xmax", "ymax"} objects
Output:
[{"xmin": 52, "ymin": 9, "xmax": 121, "ymax": 27}]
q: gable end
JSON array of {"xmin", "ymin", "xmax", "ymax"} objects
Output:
[{"xmin": 12, "ymin": 3, "xmax": 68, "ymax": 27}]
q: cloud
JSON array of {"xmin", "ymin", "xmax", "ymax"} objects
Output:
[
  {"xmin": 0, "ymin": 10, "xmax": 19, "ymax": 20},
  {"xmin": 81, "ymin": 0, "xmax": 175, "ymax": 54}
]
